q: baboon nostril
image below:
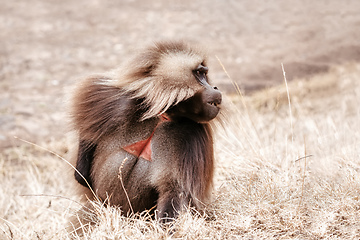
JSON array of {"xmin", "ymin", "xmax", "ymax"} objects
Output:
[{"xmin": 213, "ymin": 86, "xmax": 218, "ymax": 90}]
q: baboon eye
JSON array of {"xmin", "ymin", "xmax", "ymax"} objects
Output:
[
  {"xmin": 193, "ymin": 64, "xmax": 209, "ymax": 82},
  {"xmin": 196, "ymin": 70, "xmax": 206, "ymax": 77}
]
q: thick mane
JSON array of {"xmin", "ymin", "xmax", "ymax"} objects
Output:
[
  {"xmin": 71, "ymin": 76, "xmax": 137, "ymax": 143},
  {"xmin": 180, "ymin": 122, "xmax": 214, "ymax": 202},
  {"xmin": 113, "ymin": 41, "xmax": 207, "ymax": 120}
]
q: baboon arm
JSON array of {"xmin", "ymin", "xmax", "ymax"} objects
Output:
[{"xmin": 74, "ymin": 140, "xmax": 96, "ymax": 188}]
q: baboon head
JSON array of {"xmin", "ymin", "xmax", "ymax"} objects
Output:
[
  {"xmin": 118, "ymin": 41, "xmax": 222, "ymax": 123},
  {"xmin": 166, "ymin": 63, "xmax": 222, "ymax": 123}
]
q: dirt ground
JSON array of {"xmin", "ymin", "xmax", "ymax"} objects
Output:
[{"xmin": 1, "ymin": 0, "xmax": 360, "ymax": 148}]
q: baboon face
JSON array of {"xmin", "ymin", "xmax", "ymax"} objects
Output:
[
  {"xmin": 119, "ymin": 42, "xmax": 222, "ymax": 122},
  {"xmin": 166, "ymin": 63, "xmax": 222, "ymax": 123}
]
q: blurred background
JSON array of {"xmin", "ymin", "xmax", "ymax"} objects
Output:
[{"xmin": 1, "ymin": 0, "xmax": 359, "ymax": 148}]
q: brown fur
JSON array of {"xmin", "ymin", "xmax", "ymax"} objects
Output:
[{"xmin": 70, "ymin": 41, "xmax": 221, "ymax": 223}]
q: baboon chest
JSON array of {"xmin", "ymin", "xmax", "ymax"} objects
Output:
[{"xmin": 122, "ymin": 115, "xmax": 170, "ymax": 161}]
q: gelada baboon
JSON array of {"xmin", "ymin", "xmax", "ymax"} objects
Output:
[{"xmin": 70, "ymin": 41, "xmax": 222, "ymax": 222}]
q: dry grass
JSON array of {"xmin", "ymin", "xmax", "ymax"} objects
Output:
[{"xmin": 1, "ymin": 63, "xmax": 360, "ymax": 239}]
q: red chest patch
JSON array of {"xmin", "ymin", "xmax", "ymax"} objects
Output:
[{"xmin": 122, "ymin": 115, "xmax": 170, "ymax": 161}]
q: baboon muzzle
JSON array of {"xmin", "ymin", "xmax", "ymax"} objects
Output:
[{"xmin": 206, "ymin": 86, "xmax": 222, "ymax": 108}]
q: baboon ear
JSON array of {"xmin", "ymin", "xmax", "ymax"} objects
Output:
[{"xmin": 74, "ymin": 140, "xmax": 96, "ymax": 189}]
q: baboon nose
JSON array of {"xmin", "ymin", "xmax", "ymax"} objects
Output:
[{"xmin": 211, "ymin": 88, "xmax": 222, "ymax": 106}]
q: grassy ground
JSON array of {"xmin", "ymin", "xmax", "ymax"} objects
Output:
[{"xmin": 1, "ymin": 63, "xmax": 360, "ymax": 239}]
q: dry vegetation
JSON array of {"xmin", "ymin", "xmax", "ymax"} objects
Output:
[
  {"xmin": 1, "ymin": 62, "xmax": 359, "ymax": 239},
  {"xmin": 2, "ymin": 1, "xmax": 360, "ymax": 239}
]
